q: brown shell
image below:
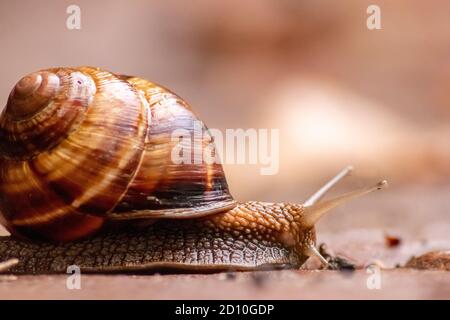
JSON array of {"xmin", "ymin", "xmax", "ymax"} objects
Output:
[{"xmin": 0, "ymin": 67, "xmax": 235, "ymax": 241}]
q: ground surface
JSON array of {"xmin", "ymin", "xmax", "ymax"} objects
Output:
[
  {"xmin": 0, "ymin": 186, "xmax": 449, "ymax": 300},
  {"xmin": 0, "ymin": 269, "xmax": 449, "ymax": 300}
]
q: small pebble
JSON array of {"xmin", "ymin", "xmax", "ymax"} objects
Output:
[
  {"xmin": 384, "ymin": 234, "xmax": 402, "ymax": 248},
  {"xmin": 218, "ymin": 271, "xmax": 236, "ymax": 281},
  {"xmin": 250, "ymin": 272, "xmax": 268, "ymax": 288}
]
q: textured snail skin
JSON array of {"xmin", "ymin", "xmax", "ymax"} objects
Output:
[{"xmin": 0, "ymin": 202, "xmax": 314, "ymax": 274}]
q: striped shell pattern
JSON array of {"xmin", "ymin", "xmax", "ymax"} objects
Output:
[{"xmin": 0, "ymin": 67, "xmax": 235, "ymax": 241}]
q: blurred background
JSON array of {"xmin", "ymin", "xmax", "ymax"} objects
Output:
[{"xmin": 0, "ymin": 0, "xmax": 449, "ymax": 239}]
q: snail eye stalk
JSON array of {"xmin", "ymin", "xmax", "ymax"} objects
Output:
[
  {"xmin": 302, "ymin": 167, "xmax": 388, "ymax": 228},
  {"xmin": 303, "ymin": 165, "xmax": 353, "ymax": 206}
]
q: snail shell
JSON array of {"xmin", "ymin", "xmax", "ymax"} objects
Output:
[{"xmin": 0, "ymin": 67, "xmax": 235, "ymax": 241}]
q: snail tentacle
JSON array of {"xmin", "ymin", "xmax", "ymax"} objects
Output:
[
  {"xmin": 306, "ymin": 245, "xmax": 329, "ymax": 268},
  {"xmin": 303, "ymin": 180, "xmax": 388, "ymax": 228},
  {"xmin": 303, "ymin": 166, "xmax": 353, "ymax": 206}
]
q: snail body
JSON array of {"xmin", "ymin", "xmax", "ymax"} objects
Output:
[
  {"xmin": 0, "ymin": 67, "xmax": 386, "ymax": 274},
  {"xmin": 0, "ymin": 202, "xmax": 314, "ymax": 273}
]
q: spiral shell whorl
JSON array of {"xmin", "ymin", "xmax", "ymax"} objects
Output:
[
  {"xmin": 7, "ymin": 71, "xmax": 61, "ymax": 120},
  {"xmin": 0, "ymin": 68, "xmax": 96, "ymax": 160}
]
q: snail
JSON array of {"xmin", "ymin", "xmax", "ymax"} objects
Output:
[{"xmin": 0, "ymin": 67, "xmax": 387, "ymax": 274}]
